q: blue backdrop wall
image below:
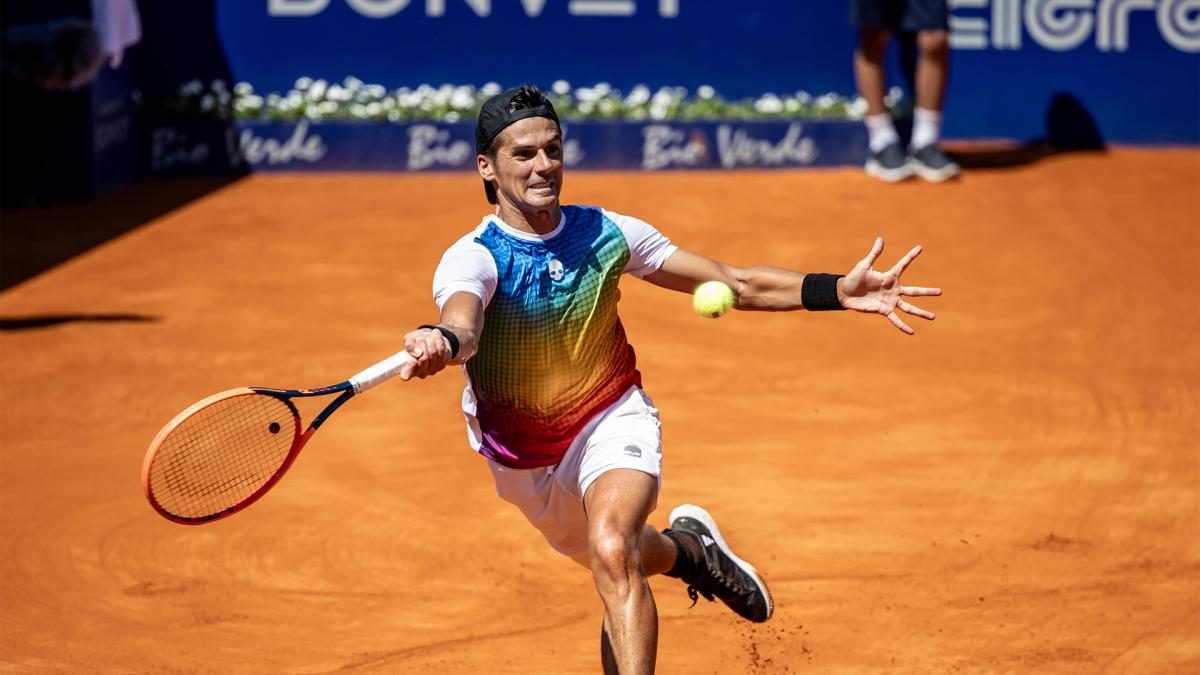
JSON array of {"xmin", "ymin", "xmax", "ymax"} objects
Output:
[{"xmin": 173, "ymin": 1, "xmax": 1197, "ymax": 143}]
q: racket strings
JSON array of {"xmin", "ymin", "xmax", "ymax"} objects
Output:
[{"xmin": 148, "ymin": 394, "xmax": 298, "ymax": 519}]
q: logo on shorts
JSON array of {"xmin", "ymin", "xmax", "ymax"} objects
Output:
[
  {"xmin": 623, "ymin": 445, "xmax": 642, "ymax": 458},
  {"xmin": 547, "ymin": 257, "xmax": 565, "ymax": 283}
]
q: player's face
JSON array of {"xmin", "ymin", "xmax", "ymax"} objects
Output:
[{"xmin": 484, "ymin": 117, "xmax": 564, "ymax": 210}]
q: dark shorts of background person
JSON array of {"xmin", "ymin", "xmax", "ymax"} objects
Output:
[{"xmin": 851, "ymin": 0, "xmax": 949, "ymax": 31}]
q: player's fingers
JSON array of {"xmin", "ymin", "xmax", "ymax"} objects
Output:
[
  {"xmin": 898, "ymin": 300, "xmax": 935, "ymax": 321},
  {"xmin": 859, "ymin": 236, "xmax": 885, "ymax": 268},
  {"xmin": 889, "ymin": 245, "xmax": 922, "ymax": 276},
  {"xmin": 901, "ymin": 285, "xmax": 942, "ymax": 297},
  {"xmin": 399, "ymin": 356, "xmax": 419, "ymax": 381},
  {"xmin": 404, "ymin": 332, "xmax": 426, "ymax": 360},
  {"xmin": 887, "ymin": 311, "xmax": 915, "ymax": 335}
]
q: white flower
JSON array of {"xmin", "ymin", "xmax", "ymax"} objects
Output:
[
  {"xmin": 651, "ymin": 87, "xmax": 677, "ymax": 107},
  {"xmin": 450, "ymin": 87, "xmax": 475, "ymax": 109},
  {"xmin": 318, "ymin": 100, "xmax": 338, "ymax": 114},
  {"xmin": 343, "ymin": 76, "xmax": 364, "ymax": 91},
  {"xmin": 234, "ymin": 82, "xmax": 254, "ymax": 96},
  {"xmin": 847, "ymin": 97, "xmax": 868, "ymax": 119},
  {"xmin": 754, "ymin": 94, "xmax": 784, "ymax": 114},
  {"xmin": 364, "ymin": 84, "xmax": 386, "ymax": 100},
  {"xmin": 179, "ymin": 79, "xmax": 203, "ymax": 96},
  {"xmin": 211, "ymin": 79, "xmax": 227, "ymax": 92},
  {"xmin": 480, "ymin": 82, "xmax": 502, "ymax": 96},
  {"xmin": 365, "ymin": 102, "xmax": 383, "ymax": 116},
  {"xmin": 795, "ymin": 91, "xmax": 812, "ymax": 105},
  {"xmin": 445, "ymin": 111, "xmax": 461, "ymax": 123},
  {"xmin": 326, "ymin": 84, "xmax": 351, "ymax": 102},
  {"xmin": 552, "ymin": 80, "xmax": 571, "ymax": 95},
  {"xmin": 286, "ymin": 91, "xmax": 303, "ymax": 109},
  {"xmin": 381, "ymin": 97, "xmax": 396, "ymax": 109},
  {"xmin": 234, "ymin": 95, "xmax": 264, "ymax": 113},
  {"xmin": 815, "ymin": 93, "xmax": 838, "ymax": 110},
  {"xmin": 295, "ymin": 76, "xmax": 313, "ymax": 90},
  {"xmin": 387, "ymin": 109, "xmax": 402, "ymax": 121},
  {"xmin": 575, "ymin": 87, "xmax": 599, "ymax": 103},
  {"xmin": 624, "ymin": 85, "xmax": 650, "ymax": 107},
  {"xmin": 349, "ymin": 103, "xmax": 368, "ymax": 118},
  {"xmin": 593, "ymin": 82, "xmax": 612, "ymax": 96},
  {"xmin": 649, "ymin": 102, "xmax": 670, "ymax": 120},
  {"xmin": 307, "ymin": 79, "xmax": 328, "ymax": 101},
  {"xmin": 697, "ymin": 85, "xmax": 716, "ymax": 100},
  {"xmin": 199, "ymin": 94, "xmax": 215, "ymax": 112},
  {"xmin": 885, "ymin": 86, "xmax": 903, "ymax": 107}
]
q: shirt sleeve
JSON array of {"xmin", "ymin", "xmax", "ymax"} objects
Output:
[
  {"xmin": 432, "ymin": 236, "xmax": 499, "ymax": 309},
  {"xmin": 607, "ymin": 209, "xmax": 679, "ymax": 278}
]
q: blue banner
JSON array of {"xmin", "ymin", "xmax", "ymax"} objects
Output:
[
  {"xmin": 144, "ymin": 119, "xmax": 868, "ymax": 173},
  {"xmin": 182, "ymin": 1, "xmax": 1200, "ymax": 144}
]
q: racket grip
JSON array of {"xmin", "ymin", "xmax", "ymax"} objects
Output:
[{"xmin": 349, "ymin": 350, "xmax": 415, "ymax": 394}]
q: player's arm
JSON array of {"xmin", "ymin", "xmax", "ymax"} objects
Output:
[
  {"xmin": 643, "ymin": 248, "xmax": 807, "ymax": 311},
  {"xmin": 643, "ymin": 237, "xmax": 941, "ymax": 334},
  {"xmin": 400, "ymin": 291, "xmax": 484, "ymax": 380}
]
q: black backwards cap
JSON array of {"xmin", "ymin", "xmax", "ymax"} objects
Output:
[
  {"xmin": 475, "ymin": 85, "xmax": 560, "ymax": 155},
  {"xmin": 475, "ymin": 85, "xmax": 561, "ymax": 204}
]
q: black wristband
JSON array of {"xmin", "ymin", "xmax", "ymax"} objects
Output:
[
  {"xmin": 801, "ymin": 273, "xmax": 845, "ymax": 311},
  {"xmin": 418, "ymin": 324, "xmax": 460, "ymax": 358}
]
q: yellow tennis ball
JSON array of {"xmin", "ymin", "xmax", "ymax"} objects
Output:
[{"xmin": 693, "ymin": 280, "xmax": 734, "ymax": 318}]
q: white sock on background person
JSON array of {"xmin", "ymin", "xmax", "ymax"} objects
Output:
[
  {"xmin": 911, "ymin": 107, "xmax": 942, "ymax": 151},
  {"xmin": 864, "ymin": 113, "xmax": 900, "ymax": 153}
]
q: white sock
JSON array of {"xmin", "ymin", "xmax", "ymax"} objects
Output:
[
  {"xmin": 864, "ymin": 113, "xmax": 899, "ymax": 153},
  {"xmin": 911, "ymin": 107, "xmax": 942, "ymax": 151}
]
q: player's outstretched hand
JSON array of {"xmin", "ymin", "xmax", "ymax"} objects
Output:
[
  {"xmin": 837, "ymin": 237, "xmax": 941, "ymax": 335},
  {"xmin": 400, "ymin": 327, "xmax": 454, "ymax": 379}
]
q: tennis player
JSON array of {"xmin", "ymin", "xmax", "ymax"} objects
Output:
[{"xmin": 399, "ymin": 85, "xmax": 940, "ymax": 674}]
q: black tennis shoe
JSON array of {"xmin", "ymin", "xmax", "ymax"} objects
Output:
[
  {"xmin": 666, "ymin": 504, "xmax": 773, "ymax": 623},
  {"xmin": 908, "ymin": 144, "xmax": 962, "ymax": 182},
  {"xmin": 865, "ymin": 141, "xmax": 914, "ymax": 182}
]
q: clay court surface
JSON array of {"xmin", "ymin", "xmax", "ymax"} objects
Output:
[{"xmin": 1, "ymin": 149, "xmax": 1197, "ymax": 673}]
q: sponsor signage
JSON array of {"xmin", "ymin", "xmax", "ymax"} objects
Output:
[{"xmin": 144, "ymin": 120, "xmax": 867, "ymax": 173}]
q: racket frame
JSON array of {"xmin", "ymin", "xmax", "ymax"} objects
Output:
[{"xmin": 142, "ymin": 350, "xmax": 413, "ymax": 525}]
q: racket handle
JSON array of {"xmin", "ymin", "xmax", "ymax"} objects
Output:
[{"xmin": 349, "ymin": 350, "xmax": 415, "ymax": 394}]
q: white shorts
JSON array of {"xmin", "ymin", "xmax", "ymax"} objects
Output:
[{"xmin": 485, "ymin": 386, "xmax": 663, "ymax": 566}]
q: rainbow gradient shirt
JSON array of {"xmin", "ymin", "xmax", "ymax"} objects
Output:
[{"xmin": 433, "ymin": 206, "xmax": 677, "ymax": 469}]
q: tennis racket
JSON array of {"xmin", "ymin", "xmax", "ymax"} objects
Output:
[{"xmin": 142, "ymin": 350, "xmax": 414, "ymax": 525}]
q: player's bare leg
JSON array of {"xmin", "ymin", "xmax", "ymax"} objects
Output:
[
  {"xmin": 585, "ymin": 469, "xmax": 661, "ymax": 675},
  {"xmin": 601, "ymin": 523, "xmax": 679, "ymax": 673}
]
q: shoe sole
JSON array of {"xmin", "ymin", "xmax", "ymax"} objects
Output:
[
  {"xmin": 909, "ymin": 161, "xmax": 961, "ymax": 183},
  {"xmin": 669, "ymin": 504, "xmax": 774, "ymax": 622},
  {"xmin": 865, "ymin": 159, "xmax": 914, "ymax": 183}
]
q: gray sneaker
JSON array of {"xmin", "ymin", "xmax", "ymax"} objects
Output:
[
  {"xmin": 865, "ymin": 141, "xmax": 914, "ymax": 182},
  {"xmin": 908, "ymin": 144, "xmax": 962, "ymax": 182}
]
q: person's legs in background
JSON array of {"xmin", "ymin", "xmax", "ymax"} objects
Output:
[
  {"xmin": 907, "ymin": 3, "xmax": 961, "ymax": 181},
  {"xmin": 853, "ymin": 0, "xmax": 913, "ymax": 182}
]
